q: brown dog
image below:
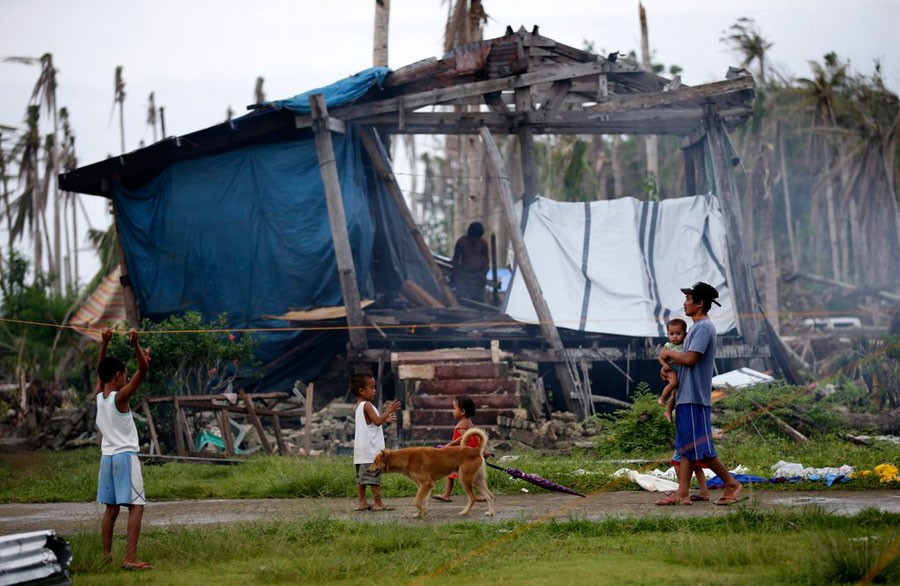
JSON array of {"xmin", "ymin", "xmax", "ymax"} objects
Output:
[{"xmin": 368, "ymin": 428, "xmax": 494, "ymax": 518}]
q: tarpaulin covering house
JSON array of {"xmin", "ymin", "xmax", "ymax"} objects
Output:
[
  {"xmin": 505, "ymin": 194, "xmax": 737, "ymax": 337},
  {"xmin": 61, "ymin": 27, "xmax": 788, "ymax": 414}
]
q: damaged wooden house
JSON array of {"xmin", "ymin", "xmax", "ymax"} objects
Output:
[{"xmin": 60, "ymin": 27, "xmax": 798, "ymax": 448}]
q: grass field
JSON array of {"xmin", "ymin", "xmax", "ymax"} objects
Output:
[
  {"xmin": 1, "ymin": 435, "xmax": 897, "ymax": 503},
  {"xmin": 2, "ymin": 437, "xmax": 899, "ymax": 583},
  {"xmin": 62, "ymin": 509, "xmax": 900, "ymax": 585}
]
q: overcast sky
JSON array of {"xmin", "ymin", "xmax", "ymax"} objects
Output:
[{"xmin": 2, "ymin": 0, "xmax": 898, "ymax": 286}]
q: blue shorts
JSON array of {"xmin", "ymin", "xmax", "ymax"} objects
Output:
[
  {"xmin": 674, "ymin": 404, "xmax": 718, "ymax": 462},
  {"xmin": 97, "ymin": 452, "xmax": 146, "ymax": 506},
  {"xmin": 355, "ymin": 463, "xmax": 381, "ymax": 486}
]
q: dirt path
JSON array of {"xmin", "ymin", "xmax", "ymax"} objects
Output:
[{"xmin": 2, "ymin": 490, "xmax": 898, "ymax": 534}]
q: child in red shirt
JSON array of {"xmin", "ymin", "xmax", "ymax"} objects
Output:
[{"xmin": 432, "ymin": 395, "xmax": 480, "ymax": 502}]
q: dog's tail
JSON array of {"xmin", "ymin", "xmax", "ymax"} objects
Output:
[{"xmin": 460, "ymin": 427, "xmax": 488, "ymax": 455}]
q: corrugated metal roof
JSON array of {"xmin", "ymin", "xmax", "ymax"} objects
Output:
[{"xmin": 0, "ymin": 530, "xmax": 72, "ymax": 586}]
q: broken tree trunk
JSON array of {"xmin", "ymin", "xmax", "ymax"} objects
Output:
[{"xmin": 750, "ymin": 399, "xmax": 809, "ymax": 444}]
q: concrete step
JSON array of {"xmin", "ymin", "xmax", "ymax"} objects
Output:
[
  {"xmin": 416, "ymin": 379, "xmax": 519, "ymax": 395},
  {"xmin": 409, "ymin": 409, "xmax": 517, "ymax": 427},
  {"xmin": 411, "ymin": 393, "xmax": 520, "ymax": 409},
  {"xmin": 408, "ymin": 425, "xmax": 498, "ymax": 443},
  {"xmin": 398, "ymin": 362, "xmax": 508, "ymax": 381}
]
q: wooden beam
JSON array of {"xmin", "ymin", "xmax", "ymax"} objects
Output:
[
  {"xmin": 296, "ymin": 61, "xmax": 609, "ymax": 128},
  {"xmin": 517, "ymin": 87, "xmax": 538, "ymax": 217},
  {"xmin": 538, "ymin": 80, "xmax": 571, "ymax": 111},
  {"xmin": 357, "ymin": 108, "xmax": 709, "ymax": 135},
  {"xmin": 173, "ymin": 397, "xmax": 186, "ymax": 456},
  {"xmin": 240, "ymin": 390, "xmax": 274, "ymax": 454},
  {"xmin": 309, "ymin": 93, "xmax": 369, "ymax": 354},
  {"xmin": 304, "ymin": 383, "xmax": 314, "ymax": 456},
  {"xmin": 479, "ymin": 127, "xmax": 584, "ymax": 417},
  {"xmin": 217, "ymin": 410, "xmax": 235, "ymax": 456},
  {"xmin": 586, "ymin": 75, "xmax": 755, "ymax": 115},
  {"xmin": 141, "ymin": 399, "xmax": 161, "ymax": 456},
  {"xmin": 272, "ymin": 414, "xmax": 286, "ymax": 454},
  {"xmin": 358, "ymin": 127, "xmax": 458, "ymax": 305},
  {"xmin": 112, "ymin": 217, "xmax": 140, "ymax": 328},
  {"xmin": 705, "ymin": 108, "xmax": 761, "ymax": 344}
]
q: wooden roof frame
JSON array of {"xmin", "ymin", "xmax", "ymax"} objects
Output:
[{"xmin": 59, "ymin": 27, "xmax": 755, "ymax": 197}]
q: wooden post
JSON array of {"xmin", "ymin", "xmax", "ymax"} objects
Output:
[
  {"xmin": 111, "ymin": 218, "xmax": 140, "ymax": 328},
  {"xmin": 639, "ymin": 2, "xmax": 659, "ymax": 191},
  {"xmin": 272, "ymin": 414, "xmax": 286, "ymax": 454},
  {"xmin": 309, "ymin": 93, "xmax": 369, "ymax": 356},
  {"xmin": 490, "ymin": 233, "xmax": 499, "ymax": 306},
  {"xmin": 304, "ymin": 383, "xmax": 314, "ymax": 456},
  {"xmin": 178, "ymin": 405, "xmax": 194, "ymax": 453},
  {"xmin": 240, "ymin": 390, "xmax": 273, "ymax": 454},
  {"xmin": 358, "ymin": 127, "xmax": 458, "ymax": 305},
  {"xmin": 705, "ymin": 108, "xmax": 761, "ymax": 344},
  {"xmin": 173, "ymin": 397, "xmax": 185, "ymax": 456},
  {"xmin": 479, "ymin": 127, "xmax": 583, "ymax": 417},
  {"xmin": 516, "ymin": 86, "xmax": 537, "ymax": 230},
  {"xmin": 218, "ymin": 410, "xmax": 235, "ymax": 456},
  {"xmin": 141, "ymin": 399, "xmax": 161, "ymax": 455}
]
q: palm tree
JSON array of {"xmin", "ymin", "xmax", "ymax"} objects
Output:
[
  {"xmin": 720, "ymin": 17, "xmax": 773, "ymax": 85},
  {"xmin": 10, "ymin": 106, "xmax": 45, "ymax": 282},
  {"xmin": 146, "ymin": 92, "xmax": 158, "ymax": 143},
  {"xmin": 441, "ymin": 0, "xmax": 488, "ymax": 239},
  {"xmin": 113, "ymin": 66, "xmax": 126, "ymax": 153},
  {"xmin": 5, "ymin": 54, "xmax": 63, "ymax": 291},
  {"xmin": 254, "ymin": 77, "xmax": 266, "ymax": 105},
  {"xmin": 373, "ymin": 0, "xmax": 390, "ymax": 67},
  {"xmin": 797, "ymin": 52, "xmax": 850, "ymax": 281}
]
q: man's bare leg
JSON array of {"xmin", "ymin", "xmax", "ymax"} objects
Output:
[{"xmin": 703, "ymin": 456, "xmax": 742, "ymax": 499}]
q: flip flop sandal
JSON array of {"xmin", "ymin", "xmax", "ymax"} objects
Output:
[
  {"xmin": 690, "ymin": 494, "xmax": 710, "ymax": 502},
  {"xmin": 431, "ymin": 495, "xmax": 452, "ymax": 502},
  {"xmin": 655, "ymin": 495, "xmax": 691, "ymax": 506},
  {"xmin": 354, "ymin": 505, "xmax": 373, "ymax": 511},
  {"xmin": 371, "ymin": 505, "xmax": 395, "ymax": 511},
  {"xmin": 714, "ymin": 495, "xmax": 749, "ymax": 506},
  {"xmin": 121, "ymin": 561, "xmax": 153, "ymax": 571}
]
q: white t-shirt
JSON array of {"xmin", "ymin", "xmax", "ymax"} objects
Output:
[
  {"xmin": 353, "ymin": 401, "xmax": 385, "ymax": 464},
  {"xmin": 96, "ymin": 391, "xmax": 140, "ymax": 455}
]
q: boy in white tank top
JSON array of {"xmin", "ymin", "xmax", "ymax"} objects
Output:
[{"xmin": 95, "ymin": 328, "xmax": 151, "ymax": 570}]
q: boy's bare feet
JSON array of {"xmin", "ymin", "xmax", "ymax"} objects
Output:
[{"xmin": 121, "ymin": 559, "xmax": 152, "ymax": 570}]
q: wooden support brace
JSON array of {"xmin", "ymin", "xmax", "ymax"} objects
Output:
[
  {"xmin": 240, "ymin": 390, "xmax": 273, "ymax": 454},
  {"xmin": 309, "ymin": 93, "xmax": 369, "ymax": 354},
  {"xmin": 358, "ymin": 127, "xmax": 458, "ymax": 305},
  {"xmin": 304, "ymin": 383, "xmax": 314, "ymax": 456},
  {"xmin": 142, "ymin": 399, "xmax": 161, "ymax": 456},
  {"xmin": 479, "ymin": 126, "xmax": 583, "ymax": 417}
]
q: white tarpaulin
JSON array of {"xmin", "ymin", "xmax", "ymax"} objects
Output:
[{"xmin": 504, "ymin": 195, "xmax": 737, "ymax": 337}]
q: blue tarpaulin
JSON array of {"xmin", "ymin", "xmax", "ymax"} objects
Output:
[
  {"xmin": 261, "ymin": 67, "xmax": 391, "ymax": 113},
  {"xmin": 111, "ymin": 69, "xmax": 445, "ymax": 390},
  {"xmin": 114, "ymin": 127, "xmax": 374, "ymax": 324}
]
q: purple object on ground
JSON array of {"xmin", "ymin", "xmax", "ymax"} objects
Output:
[{"xmin": 485, "ymin": 461, "xmax": 586, "ymax": 497}]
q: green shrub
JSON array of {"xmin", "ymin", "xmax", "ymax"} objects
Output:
[{"xmin": 591, "ymin": 383, "xmax": 672, "ymax": 455}]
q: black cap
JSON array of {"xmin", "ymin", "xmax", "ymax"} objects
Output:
[{"xmin": 680, "ymin": 281, "xmax": 721, "ymax": 307}]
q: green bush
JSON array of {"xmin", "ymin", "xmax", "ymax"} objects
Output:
[{"xmin": 591, "ymin": 383, "xmax": 672, "ymax": 455}]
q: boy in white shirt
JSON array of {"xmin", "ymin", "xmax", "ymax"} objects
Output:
[
  {"xmin": 352, "ymin": 373, "xmax": 400, "ymax": 511},
  {"xmin": 95, "ymin": 327, "xmax": 151, "ymax": 569}
]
